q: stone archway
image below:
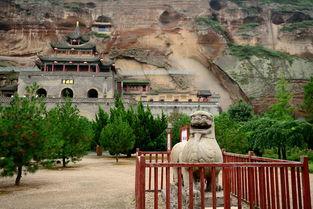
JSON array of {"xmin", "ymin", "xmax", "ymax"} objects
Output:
[
  {"xmin": 87, "ymin": 89, "xmax": 98, "ymax": 98},
  {"xmin": 61, "ymin": 88, "xmax": 73, "ymax": 98},
  {"xmin": 36, "ymin": 88, "xmax": 47, "ymax": 97}
]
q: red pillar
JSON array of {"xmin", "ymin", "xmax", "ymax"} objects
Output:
[
  {"xmin": 96, "ymin": 65, "xmax": 99, "ymax": 73},
  {"xmin": 88, "ymin": 65, "xmax": 91, "ymax": 72},
  {"xmin": 44, "ymin": 64, "xmax": 47, "ymax": 71},
  {"xmin": 52, "ymin": 64, "xmax": 55, "ymax": 72},
  {"xmin": 63, "ymin": 64, "xmax": 66, "ymax": 72},
  {"xmin": 77, "ymin": 64, "xmax": 79, "ymax": 72}
]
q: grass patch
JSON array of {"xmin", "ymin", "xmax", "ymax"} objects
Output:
[
  {"xmin": 195, "ymin": 16, "xmax": 230, "ymax": 41},
  {"xmin": 228, "ymin": 43, "xmax": 294, "ymax": 63},
  {"xmin": 239, "ymin": 23, "xmax": 260, "ymax": 31},
  {"xmin": 230, "ymin": 0, "xmax": 313, "ymax": 12},
  {"xmin": 229, "ymin": 0, "xmax": 246, "ymax": 7},
  {"xmin": 64, "ymin": 2, "xmax": 86, "ymax": 13},
  {"xmin": 260, "ymin": 0, "xmax": 313, "ymax": 7},
  {"xmin": 281, "ymin": 20, "xmax": 313, "ymax": 32},
  {"xmin": 196, "ymin": 17, "xmax": 225, "ymax": 35}
]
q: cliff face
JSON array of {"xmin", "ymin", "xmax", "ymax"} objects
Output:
[{"xmin": 0, "ymin": 0, "xmax": 312, "ymax": 111}]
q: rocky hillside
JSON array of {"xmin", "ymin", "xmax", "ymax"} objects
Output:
[{"xmin": 0, "ymin": 0, "xmax": 312, "ymax": 111}]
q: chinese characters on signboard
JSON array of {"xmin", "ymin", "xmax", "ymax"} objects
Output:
[{"xmin": 61, "ymin": 79, "xmax": 74, "ymax": 85}]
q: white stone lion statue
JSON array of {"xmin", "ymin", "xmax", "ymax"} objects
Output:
[{"xmin": 171, "ymin": 110, "xmax": 223, "ymax": 192}]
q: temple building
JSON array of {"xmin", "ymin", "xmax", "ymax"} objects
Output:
[
  {"xmin": 122, "ymin": 80, "xmax": 150, "ymax": 95},
  {"xmin": 91, "ymin": 22, "xmax": 112, "ymax": 35},
  {"xmin": 197, "ymin": 90, "xmax": 212, "ymax": 102},
  {"xmin": 18, "ymin": 22, "xmax": 116, "ymax": 100},
  {"xmin": 91, "ymin": 15, "xmax": 113, "ymax": 36}
]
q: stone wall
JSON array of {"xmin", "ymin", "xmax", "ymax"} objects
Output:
[
  {"xmin": 142, "ymin": 101, "xmax": 221, "ymax": 116},
  {"xmin": 17, "ymin": 71, "xmax": 115, "ymax": 99},
  {"xmin": 0, "ymin": 97, "xmax": 220, "ymax": 119}
]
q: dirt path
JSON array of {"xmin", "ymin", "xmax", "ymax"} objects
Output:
[{"xmin": 0, "ymin": 153, "xmax": 135, "ymax": 209}]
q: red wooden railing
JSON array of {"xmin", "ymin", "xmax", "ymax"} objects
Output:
[{"xmin": 135, "ymin": 150, "xmax": 312, "ymax": 209}]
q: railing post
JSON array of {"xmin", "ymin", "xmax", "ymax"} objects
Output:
[
  {"xmin": 248, "ymin": 167, "xmax": 255, "ymax": 209},
  {"xmin": 166, "ymin": 166, "xmax": 170, "ymax": 209},
  {"xmin": 248, "ymin": 151, "xmax": 254, "ymax": 162},
  {"xmin": 139, "ymin": 156, "xmax": 146, "ymax": 209},
  {"xmin": 301, "ymin": 156, "xmax": 312, "ymax": 209},
  {"xmin": 167, "ymin": 150, "xmax": 171, "ymax": 162},
  {"xmin": 223, "ymin": 167, "xmax": 231, "ymax": 209},
  {"xmin": 135, "ymin": 156, "xmax": 139, "ymax": 209},
  {"xmin": 222, "ymin": 149, "xmax": 226, "ymax": 162},
  {"xmin": 189, "ymin": 167, "xmax": 194, "ymax": 209}
]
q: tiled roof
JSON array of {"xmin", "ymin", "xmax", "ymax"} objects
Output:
[
  {"xmin": 51, "ymin": 40, "xmax": 95, "ymax": 50},
  {"xmin": 197, "ymin": 90, "xmax": 212, "ymax": 96},
  {"xmin": 38, "ymin": 55, "xmax": 101, "ymax": 63},
  {"xmin": 123, "ymin": 79, "xmax": 150, "ymax": 84}
]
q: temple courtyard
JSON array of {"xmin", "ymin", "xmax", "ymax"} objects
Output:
[
  {"xmin": 0, "ymin": 153, "xmax": 312, "ymax": 209},
  {"xmin": 0, "ymin": 153, "xmax": 135, "ymax": 209}
]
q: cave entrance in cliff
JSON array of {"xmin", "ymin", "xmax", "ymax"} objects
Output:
[
  {"xmin": 61, "ymin": 88, "xmax": 73, "ymax": 98},
  {"xmin": 36, "ymin": 88, "xmax": 47, "ymax": 97}
]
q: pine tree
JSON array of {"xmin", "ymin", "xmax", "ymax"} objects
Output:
[
  {"xmin": 45, "ymin": 100, "xmax": 93, "ymax": 167},
  {"xmin": 0, "ymin": 95, "xmax": 47, "ymax": 185}
]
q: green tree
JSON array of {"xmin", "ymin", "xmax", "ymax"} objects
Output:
[
  {"xmin": 240, "ymin": 77, "xmax": 311, "ymax": 159},
  {"xmin": 215, "ymin": 112, "xmax": 249, "ymax": 154},
  {"xmin": 107, "ymin": 98, "xmax": 167, "ymax": 152},
  {"xmin": 228, "ymin": 100, "xmax": 253, "ymax": 122},
  {"xmin": 267, "ymin": 77, "xmax": 294, "ymax": 120},
  {"xmin": 45, "ymin": 100, "xmax": 93, "ymax": 167},
  {"xmin": 242, "ymin": 116, "xmax": 276, "ymax": 156},
  {"xmin": 244, "ymin": 77, "xmax": 299, "ymax": 159},
  {"xmin": 92, "ymin": 106, "xmax": 109, "ymax": 150},
  {"xmin": 0, "ymin": 95, "xmax": 47, "ymax": 185},
  {"xmin": 303, "ymin": 77, "xmax": 313, "ymax": 123},
  {"xmin": 243, "ymin": 117, "xmax": 310, "ymax": 159},
  {"xmin": 130, "ymin": 102, "xmax": 167, "ymax": 151},
  {"xmin": 100, "ymin": 117, "xmax": 135, "ymax": 162}
]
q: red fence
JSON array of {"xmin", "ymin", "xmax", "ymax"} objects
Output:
[{"xmin": 135, "ymin": 150, "xmax": 312, "ymax": 209}]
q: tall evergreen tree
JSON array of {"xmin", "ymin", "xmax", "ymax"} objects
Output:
[
  {"xmin": 92, "ymin": 107, "xmax": 109, "ymax": 150},
  {"xmin": 100, "ymin": 117, "xmax": 135, "ymax": 162},
  {"xmin": 0, "ymin": 95, "xmax": 47, "ymax": 185},
  {"xmin": 45, "ymin": 100, "xmax": 93, "ymax": 167}
]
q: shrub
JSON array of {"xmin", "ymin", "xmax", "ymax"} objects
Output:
[
  {"xmin": 281, "ymin": 20, "xmax": 313, "ymax": 32},
  {"xmin": 228, "ymin": 43, "xmax": 294, "ymax": 63}
]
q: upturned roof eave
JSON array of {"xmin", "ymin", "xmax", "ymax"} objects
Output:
[{"xmin": 50, "ymin": 42, "xmax": 96, "ymax": 50}]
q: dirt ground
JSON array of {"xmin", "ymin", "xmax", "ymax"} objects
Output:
[
  {"xmin": 0, "ymin": 153, "xmax": 313, "ymax": 209},
  {"xmin": 0, "ymin": 153, "xmax": 135, "ymax": 209}
]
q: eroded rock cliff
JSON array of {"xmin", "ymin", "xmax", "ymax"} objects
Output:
[{"xmin": 0, "ymin": 0, "xmax": 312, "ymax": 111}]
